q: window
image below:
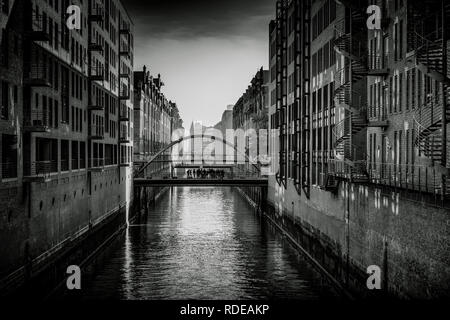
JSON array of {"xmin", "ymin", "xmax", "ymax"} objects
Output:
[
  {"xmin": 399, "ymin": 20, "xmax": 403, "ymax": 60},
  {"xmin": 54, "ymin": 100, "xmax": 58, "ymax": 128},
  {"xmin": 72, "ymin": 141, "xmax": 79, "ymax": 170},
  {"xmin": 2, "ymin": 0, "xmax": 9, "ymax": 14},
  {"xmin": 399, "ymin": 72, "xmax": 403, "ymax": 112},
  {"xmin": 55, "ymin": 22, "xmax": 59, "ymax": 50},
  {"xmin": 61, "ymin": 140, "xmax": 69, "ymax": 171},
  {"xmin": 1, "ymin": 28, "xmax": 8, "ymax": 67},
  {"xmin": 1, "ymin": 134, "xmax": 17, "ymax": 179},
  {"xmin": 80, "ymin": 141, "xmax": 86, "ymax": 169},
  {"xmin": 394, "ymin": 23, "xmax": 398, "ymax": 61},
  {"xmin": 389, "ymin": 77, "xmax": 393, "ymax": 113},
  {"xmin": 71, "ymin": 106, "xmax": 75, "ymax": 131},
  {"xmin": 13, "ymin": 34, "xmax": 18, "ymax": 55},
  {"xmin": 13, "ymin": 85, "xmax": 17, "ymax": 103},
  {"xmin": 394, "ymin": 74, "xmax": 398, "ymax": 112},
  {"xmin": 1, "ymin": 81, "xmax": 8, "ymax": 119},
  {"xmin": 417, "ymin": 70, "xmax": 422, "ymax": 106},
  {"xmin": 411, "ymin": 68, "xmax": 416, "ymax": 109}
]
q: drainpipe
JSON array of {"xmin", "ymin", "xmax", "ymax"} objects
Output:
[
  {"xmin": 346, "ymin": 180, "xmax": 350, "ymax": 287},
  {"xmin": 291, "ymin": 201, "xmax": 295, "ymax": 224},
  {"xmin": 441, "ymin": 0, "xmax": 447, "ymax": 199}
]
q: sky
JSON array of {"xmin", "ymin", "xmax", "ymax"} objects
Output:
[{"xmin": 124, "ymin": 0, "xmax": 275, "ymax": 128}]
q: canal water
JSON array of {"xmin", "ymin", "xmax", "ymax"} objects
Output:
[{"xmin": 82, "ymin": 187, "xmax": 339, "ymax": 299}]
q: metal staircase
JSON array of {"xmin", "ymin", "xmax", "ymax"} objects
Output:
[
  {"xmin": 409, "ymin": 1, "xmax": 450, "ymax": 197},
  {"xmin": 333, "ymin": 18, "xmax": 368, "ymax": 78},
  {"xmin": 333, "ymin": 67, "xmax": 367, "ymax": 160},
  {"xmin": 326, "ymin": 1, "xmax": 369, "ymax": 190},
  {"xmin": 412, "ymin": 30, "xmax": 450, "ymax": 169},
  {"xmin": 414, "ymin": 99, "xmax": 450, "ymax": 163}
]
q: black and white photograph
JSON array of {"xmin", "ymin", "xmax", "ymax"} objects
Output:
[{"xmin": 0, "ymin": 0, "xmax": 449, "ymax": 314}]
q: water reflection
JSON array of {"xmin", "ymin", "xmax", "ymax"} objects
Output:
[{"xmin": 83, "ymin": 187, "xmax": 337, "ymax": 299}]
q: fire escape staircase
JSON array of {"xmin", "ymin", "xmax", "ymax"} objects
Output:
[
  {"xmin": 411, "ymin": 27, "xmax": 450, "ymax": 195},
  {"xmin": 412, "ymin": 33, "xmax": 450, "ymax": 162},
  {"xmin": 333, "ymin": 18, "xmax": 368, "ymax": 80},
  {"xmin": 326, "ymin": 4, "xmax": 370, "ymax": 190}
]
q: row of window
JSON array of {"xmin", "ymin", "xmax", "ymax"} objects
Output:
[
  {"xmin": 311, "ymin": 0, "xmax": 337, "ymax": 40},
  {"xmin": 368, "ymin": 129, "xmax": 415, "ymax": 169},
  {"xmin": 312, "ymin": 38, "xmax": 335, "ymax": 77},
  {"xmin": 34, "ymin": 137, "xmax": 131, "ymax": 171},
  {"xmin": 312, "ymin": 82, "xmax": 334, "ymax": 115},
  {"xmin": 1, "ymin": 28, "xmax": 20, "ymax": 68},
  {"xmin": 368, "ymin": 68, "xmax": 439, "ymax": 118}
]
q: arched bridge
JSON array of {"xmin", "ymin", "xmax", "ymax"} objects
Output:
[{"xmin": 133, "ymin": 134, "xmax": 269, "ymax": 187}]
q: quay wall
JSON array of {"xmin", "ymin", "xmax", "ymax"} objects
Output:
[
  {"xmin": 238, "ymin": 178, "xmax": 450, "ymax": 299},
  {"xmin": 0, "ymin": 166, "xmax": 133, "ymax": 298}
]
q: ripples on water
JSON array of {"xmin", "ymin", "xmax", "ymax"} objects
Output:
[{"xmin": 82, "ymin": 187, "xmax": 338, "ymax": 300}]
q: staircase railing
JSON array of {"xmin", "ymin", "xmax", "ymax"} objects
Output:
[
  {"xmin": 413, "ymin": 30, "xmax": 445, "ymax": 75},
  {"xmin": 413, "ymin": 95, "xmax": 442, "ymax": 139},
  {"xmin": 334, "ymin": 67, "xmax": 350, "ymax": 93},
  {"xmin": 332, "ymin": 118, "xmax": 349, "ymax": 146}
]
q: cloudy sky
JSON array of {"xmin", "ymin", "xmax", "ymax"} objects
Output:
[{"xmin": 124, "ymin": 0, "xmax": 275, "ymax": 128}]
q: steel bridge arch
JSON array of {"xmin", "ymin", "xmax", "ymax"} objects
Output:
[{"xmin": 134, "ymin": 134, "xmax": 262, "ymax": 178}]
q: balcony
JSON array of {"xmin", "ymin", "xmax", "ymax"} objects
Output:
[
  {"xmin": 88, "ymin": 42, "xmax": 103, "ymax": 53},
  {"xmin": 368, "ymin": 105, "xmax": 389, "ymax": 128},
  {"xmin": 368, "ymin": 118, "xmax": 389, "ymax": 128},
  {"xmin": 89, "ymin": 6, "xmax": 104, "ymax": 22},
  {"xmin": 30, "ymin": 13, "xmax": 50, "ymax": 42},
  {"xmin": 89, "ymin": 65, "xmax": 104, "ymax": 81},
  {"xmin": 119, "ymin": 23, "xmax": 131, "ymax": 35},
  {"xmin": 24, "ymin": 65, "xmax": 51, "ymax": 87},
  {"xmin": 23, "ymin": 161, "xmax": 57, "ymax": 183},
  {"xmin": 119, "ymin": 48, "xmax": 130, "ymax": 57},
  {"xmin": 24, "ymin": 110, "xmax": 51, "ymax": 132},
  {"xmin": 88, "ymin": 100, "xmax": 104, "ymax": 111},
  {"xmin": 89, "ymin": 125, "xmax": 104, "ymax": 140},
  {"xmin": 119, "ymin": 135, "xmax": 131, "ymax": 144},
  {"xmin": 119, "ymin": 105, "xmax": 130, "ymax": 121},
  {"xmin": 119, "ymin": 87, "xmax": 130, "ymax": 100},
  {"xmin": 119, "ymin": 39, "xmax": 131, "ymax": 57},
  {"xmin": 367, "ymin": 53, "xmax": 389, "ymax": 76}
]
